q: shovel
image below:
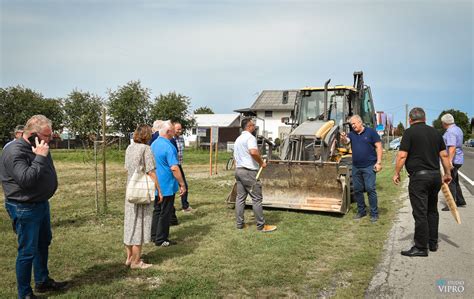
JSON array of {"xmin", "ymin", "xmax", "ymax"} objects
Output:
[{"xmin": 440, "ymin": 164, "xmax": 461, "ymax": 224}]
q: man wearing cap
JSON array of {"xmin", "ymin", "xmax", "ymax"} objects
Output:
[
  {"xmin": 441, "ymin": 113, "xmax": 466, "ymax": 209},
  {"xmin": 3, "ymin": 125, "xmax": 25, "ymax": 149}
]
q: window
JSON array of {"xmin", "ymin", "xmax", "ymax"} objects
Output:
[
  {"xmin": 192, "ymin": 128, "xmax": 197, "ymax": 135},
  {"xmin": 265, "ymin": 110, "xmax": 273, "ymax": 117}
]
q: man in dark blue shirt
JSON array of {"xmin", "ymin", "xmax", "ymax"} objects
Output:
[{"xmin": 341, "ymin": 115, "xmax": 383, "ymax": 222}]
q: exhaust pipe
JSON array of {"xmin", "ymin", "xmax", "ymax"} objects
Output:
[{"xmin": 323, "ymin": 79, "xmax": 331, "ymax": 121}]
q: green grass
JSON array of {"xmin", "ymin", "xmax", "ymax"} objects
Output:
[{"xmin": 0, "ymin": 150, "xmax": 402, "ymax": 297}]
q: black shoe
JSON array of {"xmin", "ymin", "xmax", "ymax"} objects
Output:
[
  {"xmin": 165, "ymin": 239, "xmax": 178, "ymax": 245},
  {"xmin": 401, "ymin": 246, "xmax": 428, "ymax": 257},
  {"xmin": 441, "ymin": 207, "xmax": 449, "ymax": 211},
  {"xmin": 353, "ymin": 213, "xmax": 367, "ymax": 220},
  {"xmin": 35, "ymin": 278, "xmax": 69, "ymax": 293},
  {"xmin": 429, "ymin": 243, "xmax": 439, "ymax": 252},
  {"xmin": 24, "ymin": 293, "xmax": 37, "ymax": 299},
  {"xmin": 170, "ymin": 221, "xmax": 179, "ymax": 226}
]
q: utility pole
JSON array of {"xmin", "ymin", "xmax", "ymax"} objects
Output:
[{"xmin": 405, "ymin": 104, "xmax": 409, "ymax": 129}]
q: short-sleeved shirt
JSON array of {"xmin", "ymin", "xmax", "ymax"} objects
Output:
[
  {"xmin": 348, "ymin": 127, "xmax": 381, "ymax": 168},
  {"xmin": 234, "ymin": 131, "xmax": 259, "ymax": 170},
  {"xmin": 443, "ymin": 124, "xmax": 464, "ymax": 165},
  {"xmin": 151, "ymin": 136, "xmax": 179, "ymax": 196},
  {"xmin": 399, "ymin": 122, "xmax": 446, "ymax": 175}
]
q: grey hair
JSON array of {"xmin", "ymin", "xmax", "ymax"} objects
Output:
[
  {"xmin": 349, "ymin": 115, "xmax": 363, "ymax": 124},
  {"xmin": 159, "ymin": 120, "xmax": 173, "ymax": 136},
  {"xmin": 24, "ymin": 115, "xmax": 52, "ymax": 134},
  {"xmin": 152, "ymin": 120, "xmax": 163, "ymax": 133},
  {"xmin": 440, "ymin": 113, "xmax": 455, "ymax": 125},
  {"xmin": 409, "ymin": 107, "xmax": 426, "ymax": 122}
]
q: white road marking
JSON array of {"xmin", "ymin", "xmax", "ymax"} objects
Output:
[{"xmin": 458, "ymin": 171, "xmax": 474, "ymax": 186}]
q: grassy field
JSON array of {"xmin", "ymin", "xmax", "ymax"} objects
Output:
[{"xmin": 0, "ymin": 149, "xmax": 402, "ymax": 298}]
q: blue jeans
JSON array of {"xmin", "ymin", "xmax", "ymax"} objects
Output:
[
  {"xmin": 5, "ymin": 201, "xmax": 52, "ymax": 298},
  {"xmin": 352, "ymin": 165, "xmax": 378, "ymax": 217}
]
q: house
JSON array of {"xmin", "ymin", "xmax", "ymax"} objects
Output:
[
  {"xmin": 185, "ymin": 114, "xmax": 241, "ymax": 150},
  {"xmin": 235, "ymin": 90, "xmax": 297, "ymax": 141}
]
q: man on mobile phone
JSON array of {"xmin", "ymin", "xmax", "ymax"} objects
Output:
[
  {"xmin": 340, "ymin": 115, "xmax": 383, "ymax": 223},
  {"xmin": 0, "ymin": 115, "xmax": 68, "ymax": 299}
]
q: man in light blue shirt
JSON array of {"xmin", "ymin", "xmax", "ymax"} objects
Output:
[
  {"xmin": 150, "ymin": 121, "xmax": 186, "ymax": 247},
  {"xmin": 441, "ymin": 113, "xmax": 466, "ymax": 209}
]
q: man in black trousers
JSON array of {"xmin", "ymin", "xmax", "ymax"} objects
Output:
[{"xmin": 393, "ymin": 107, "xmax": 452, "ymax": 257}]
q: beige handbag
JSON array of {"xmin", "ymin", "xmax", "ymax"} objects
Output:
[{"xmin": 126, "ymin": 148, "xmax": 155, "ymax": 204}]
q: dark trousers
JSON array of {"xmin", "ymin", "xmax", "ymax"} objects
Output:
[
  {"xmin": 151, "ymin": 195, "xmax": 175, "ymax": 244},
  {"xmin": 408, "ymin": 173, "xmax": 441, "ymax": 250},
  {"xmin": 178, "ymin": 164, "xmax": 190, "ymax": 209},
  {"xmin": 5, "ymin": 201, "xmax": 51, "ymax": 298},
  {"xmin": 449, "ymin": 164, "xmax": 466, "ymax": 206},
  {"xmin": 352, "ymin": 165, "xmax": 378, "ymax": 217}
]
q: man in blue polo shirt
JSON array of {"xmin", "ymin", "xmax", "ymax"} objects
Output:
[
  {"xmin": 341, "ymin": 115, "xmax": 383, "ymax": 222},
  {"xmin": 150, "ymin": 120, "xmax": 186, "ymax": 247}
]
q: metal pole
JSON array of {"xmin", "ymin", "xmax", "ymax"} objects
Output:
[
  {"xmin": 209, "ymin": 128, "xmax": 213, "ymax": 176},
  {"xmin": 214, "ymin": 141, "xmax": 218, "ymax": 174},
  {"xmin": 102, "ymin": 107, "xmax": 107, "ymax": 213}
]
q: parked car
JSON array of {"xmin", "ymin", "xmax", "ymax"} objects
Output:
[
  {"xmin": 389, "ymin": 137, "xmax": 401, "ymax": 150},
  {"xmin": 465, "ymin": 139, "xmax": 474, "ymax": 147}
]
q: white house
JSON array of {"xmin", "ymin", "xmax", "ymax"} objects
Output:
[
  {"xmin": 236, "ymin": 90, "xmax": 297, "ymax": 141},
  {"xmin": 185, "ymin": 114, "xmax": 241, "ymax": 148}
]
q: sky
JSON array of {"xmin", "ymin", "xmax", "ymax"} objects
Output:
[{"xmin": 1, "ymin": 0, "xmax": 473, "ymax": 125}]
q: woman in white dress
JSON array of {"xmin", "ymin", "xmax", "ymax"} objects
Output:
[{"xmin": 124, "ymin": 124, "xmax": 163, "ymax": 269}]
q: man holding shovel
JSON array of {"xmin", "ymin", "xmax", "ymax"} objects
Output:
[
  {"xmin": 233, "ymin": 117, "xmax": 276, "ymax": 232},
  {"xmin": 393, "ymin": 107, "xmax": 452, "ymax": 257}
]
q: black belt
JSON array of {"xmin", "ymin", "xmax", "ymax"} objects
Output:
[
  {"xmin": 237, "ymin": 167, "xmax": 258, "ymax": 172},
  {"xmin": 410, "ymin": 170, "xmax": 440, "ymax": 177}
]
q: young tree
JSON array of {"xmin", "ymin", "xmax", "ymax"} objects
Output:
[
  {"xmin": 150, "ymin": 92, "xmax": 196, "ymax": 130},
  {"xmin": 194, "ymin": 106, "xmax": 214, "ymax": 114},
  {"xmin": 63, "ymin": 90, "xmax": 103, "ymax": 146},
  {"xmin": 0, "ymin": 86, "xmax": 63, "ymax": 142},
  {"xmin": 108, "ymin": 80, "xmax": 151, "ymax": 135},
  {"xmin": 433, "ymin": 109, "xmax": 470, "ymax": 141}
]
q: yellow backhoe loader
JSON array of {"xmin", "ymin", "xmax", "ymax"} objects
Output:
[{"xmin": 227, "ymin": 71, "xmax": 377, "ymax": 214}]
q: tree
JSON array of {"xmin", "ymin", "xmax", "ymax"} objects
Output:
[
  {"xmin": 0, "ymin": 86, "xmax": 63, "ymax": 142},
  {"xmin": 150, "ymin": 92, "xmax": 196, "ymax": 130},
  {"xmin": 108, "ymin": 80, "xmax": 151, "ymax": 135},
  {"xmin": 64, "ymin": 90, "xmax": 103, "ymax": 145},
  {"xmin": 396, "ymin": 122, "xmax": 405, "ymax": 136},
  {"xmin": 432, "ymin": 109, "xmax": 470, "ymax": 142},
  {"xmin": 194, "ymin": 106, "xmax": 214, "ymax": 114}
]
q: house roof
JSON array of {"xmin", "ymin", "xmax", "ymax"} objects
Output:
[
  {"xmin": 193, "ymin": 114, "xmax": 240, "ymax": 127},
  {"xmin": 250, "ymin": 90, "xmax": 298, "ymax": 111}
]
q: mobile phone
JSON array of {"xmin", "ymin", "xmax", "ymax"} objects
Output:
[{"xmin": 28, "ymin": 133, "xmax": 39, "ymax": 147}]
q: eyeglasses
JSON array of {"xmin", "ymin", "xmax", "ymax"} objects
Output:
[{"xmin": 37, "ymin": 131, "xmax": 53, "ymax": 139}]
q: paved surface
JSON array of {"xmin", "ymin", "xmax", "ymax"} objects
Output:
[
  {"xmin": 367, "ymin": 181, "xmax": 473, "ymax": 298},
  {"xmin": 459, "ymin": 146, "xmax": 474, "ymax": 194}
]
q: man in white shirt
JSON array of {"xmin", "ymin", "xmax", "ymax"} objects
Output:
[{"xmin": 233, "ymin": 117, "xmax": 276, "ymax": 233}]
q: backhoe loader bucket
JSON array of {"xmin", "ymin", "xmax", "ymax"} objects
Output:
[{"xmin": 226, "ymin": 160, "xmax": 351, "ymax": 214}]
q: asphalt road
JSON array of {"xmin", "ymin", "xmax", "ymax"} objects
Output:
[
  {"xmin": 367, "ymin": 181, "xmax": 473, "ymax": 298},
  {"xmin": 459, "ymin": 146, "xmax": 474, "ymax": 195}
]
